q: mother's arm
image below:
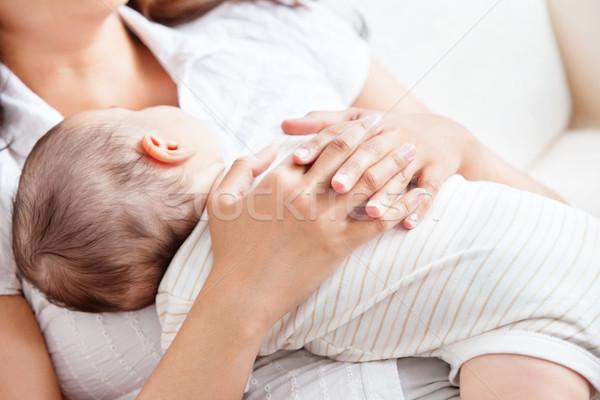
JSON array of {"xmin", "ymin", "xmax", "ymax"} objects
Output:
[
  {"xmin": 0, "ymin": 295, "xmax": 62, "ymax": 399},
  {"xmin": 139, "ymin": 141, "xmax": 417, "ymax": 399},
  {"xmin": 138, "ymin": 280, "xmax": 267, "ymax": 399},
  {"xmin": 283, "ymin": 59, "xmax": 564, "ymax": 229},
  {"xmin": 354, "ymin": 62, "xmax": 563, "ymax": 200}
]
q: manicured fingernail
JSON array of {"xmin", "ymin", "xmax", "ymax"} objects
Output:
[
  {"xmin": 366, "ymin": 200, "xmax": 385, "ymax": 218},
  {"xmin": 332, "ymin": 173, "xmax": 351, "ymax": 192},
  {"xmin": 411, "ymin": 188, "xmax": 428, "ymax": 202},
  {"xmin": 294, "ymin": 147, "xmax": 310, "ymax": 161},
  {"xmin": 399, "ymin": 143, "xmax": 417, "ymax": 160},
  {"xmin": 405, "ymin": 213, "xmax": 419, "ymax": 229},
  {"xmin": 364, "ymin": 114, "xmax": 383, "ymax": 128}
]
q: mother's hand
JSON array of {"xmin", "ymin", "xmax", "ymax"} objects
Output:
[
  {"xmin": 142, "ymin": 142, "xmax": 422, "ymax": 399},
  {"xmin": 282, "ymin": 108, "xmax": 480, "ymax": 229},
  {"xmin": 206, "ymin": 144, "xmax": 424, "ymax": 328}
]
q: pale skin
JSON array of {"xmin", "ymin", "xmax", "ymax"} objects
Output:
[{"xmin": 0, "ymin": 1, "xmax": 588, "ymax": 399}]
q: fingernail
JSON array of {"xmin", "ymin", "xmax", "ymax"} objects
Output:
[
  {"xmin": 366, "ymin": 200, "xmax": 385, "ymax": 218},
  {"xmin": 411, "ymin": 188, "xmax": 428, "ymax": 202},
  {"xmin": 332, "ymin": 173, "xmax": 351, "ymax": 192},
  {"xmin": 294, "ymin": 147, "xmax": 310, "ymax": 161},
  {"xmin": 399, "ymin": 143, "xmax": 417, "ymax": 160},
  {"xmin": 364, "ymin": 114, "xmax": 383, "ymax": 129},
  {"xmin": 405, "ymin": 213, "xmax": 419, "ymax": 229}
]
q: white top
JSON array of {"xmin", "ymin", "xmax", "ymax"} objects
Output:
[
  {"xmin": 159, "ymin": 133, "xmax": 600, "ymax": 396},
  {"xmin": 0, "ymin": 2, "xmax": 420, "ymax": 399}
]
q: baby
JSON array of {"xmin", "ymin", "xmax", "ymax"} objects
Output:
[{"xmin": 12, "ymin": 106, "xmax": 600, "ymax": 397}]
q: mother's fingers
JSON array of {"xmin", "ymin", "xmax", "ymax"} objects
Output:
[
  {"xmin": 332, "ymin": 140, "xmax": 415, "ymax": 194},
  {"xmin": 364, "ymin": 171, "xmax": 411, "ymax": 219},
  {"xmin": 292, "ymin": 116, "xmax": 383, "ymax": 165},
  {"xmin": 303, "ymin": 116, "xmax": 383, "ymax": 183},
  {"xmin": 342, "ymin": 143, "xmax": 416, "ymax": 211},
  {"xmin": 281, "ymin": 108, "xmax": 366, "ymax": 136},
  {"xmin": 402, "ymin": 167, "xmax": 444, "ymax": 229},
  {"xmin": 345, "ymin": 188, "xmax": 428, "ymax": 247}
]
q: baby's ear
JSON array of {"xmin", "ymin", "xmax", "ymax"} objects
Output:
[{"xmin": 140, "ymin": 135, "xmax": 195, "ymax": 164}]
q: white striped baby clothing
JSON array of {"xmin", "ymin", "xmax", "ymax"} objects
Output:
[{"xmin": 157, "ymin": 132, "xmax": 600, "ymax": 395}]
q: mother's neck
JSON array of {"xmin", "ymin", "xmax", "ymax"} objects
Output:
[
  {"xmin": 4, "ymin": 13, "xmax": 134, "ymax": 72},
  {"xmin": 1, "ymin": 11, "xmax": 177, "ymax": 116}
]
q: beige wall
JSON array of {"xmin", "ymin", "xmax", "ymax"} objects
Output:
[{"xmin": 546, "ymin": 0, "xmax": 600, "ymax": 128}]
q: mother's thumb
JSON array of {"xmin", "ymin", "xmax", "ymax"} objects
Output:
[{"xmin": 212, "ymin": 145, "xmax": 278, "ymax": 203}]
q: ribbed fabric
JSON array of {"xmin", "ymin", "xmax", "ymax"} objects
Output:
[
  {"xmin": 245, "ymin": 350, "xmax": 406, "ymax": 400},
  {"xmin": 159, "ymin": 132, "xmax": 600, "ymax": 396}
]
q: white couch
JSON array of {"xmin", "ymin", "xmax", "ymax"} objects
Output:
[{"xmin": 323, "ymin": 0, "xmax": 600, "ymax": 217}]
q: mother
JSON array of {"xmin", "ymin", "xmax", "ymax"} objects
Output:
[{"xmin": 0, "ymin": 0, "xmax": 563, "ymax": 398}]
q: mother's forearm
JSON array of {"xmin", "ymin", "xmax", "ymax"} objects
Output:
[
  {"xmin": 138, "ymin": 276, "xmax": 267, "ymax": 400},
  {"xmin": 0, "ymin": 295, "xmax": 62, "ymax": 400},
  {"xmin": 460, "ymin": 140, "xmax": 565, "ymax": 203}
]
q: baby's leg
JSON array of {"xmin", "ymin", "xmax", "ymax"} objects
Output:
[{"xmin": 460, "ymin": 354, "xmax": 590, "ymax": 400}]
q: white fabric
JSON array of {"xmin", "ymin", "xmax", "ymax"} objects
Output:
[
  {"xmin": 529, "ymin": 129, "xmax": 600, "ymax": 218},
  {"xmin": 247, "ymin": 350, "xmax": 407, "ymax": 400},
  {"xmin": 395, "ymin": 358, "xmax": 459, "ymax": 400},
  {"xmin": 0, "ymin": 158, "xmax": 21, "ymax": 294},
  {"xmin": 127, "ymin": 0, "xmax": 370, "ymax": 166},
  {"xmin": 158, "ymin": 132, "xmax": 600, "ymax": 396},
  {"xmin": 322, "ymin": 0, "xmax": 571, "ymax": 170},
  {"xmin": 0, "ymin": 2, "xmax": 414, "ymax": 399}
]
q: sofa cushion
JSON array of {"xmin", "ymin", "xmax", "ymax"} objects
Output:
[
  {"xmin": 322, "ymin": 0, "xmax": 571, "ymax": 170},
  {"xmin": 529, "ymin": 130, "xmax": 600, "ymax": 217}
]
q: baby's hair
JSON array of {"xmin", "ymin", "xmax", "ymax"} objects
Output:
[{"xmin": 12, "ymin": 118, "xmax": 198, "ymax": 312}]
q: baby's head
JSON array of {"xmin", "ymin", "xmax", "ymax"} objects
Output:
[{"xmin": 12, "ymin": 106, "xmax": 223, "ymax": 312}]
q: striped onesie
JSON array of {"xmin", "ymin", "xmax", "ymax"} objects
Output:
[{"xmin": 157, "ymin": 132, "xmax": 600, "ymax": 393}]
